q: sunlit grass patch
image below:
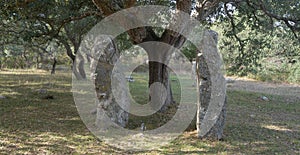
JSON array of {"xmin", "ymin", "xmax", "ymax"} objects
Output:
[{"xmin": 262, "ymin": 125, "xmax": 293, "ymax": 132}]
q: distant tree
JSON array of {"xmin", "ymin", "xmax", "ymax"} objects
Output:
[
  {"xmin": 0, "ymin": 1, "xmax": 102, "ymax": 78},
  {"xmin": 209, "ymin": 1, "xmax": 300, "ymax": 76}
]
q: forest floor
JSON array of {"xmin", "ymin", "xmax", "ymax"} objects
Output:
[{"xmin": 0, "ymin": 69, "xmax": 299, "ymax": 154}]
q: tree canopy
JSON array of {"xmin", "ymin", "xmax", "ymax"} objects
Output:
[{"xmin": 0, "ymin": 0, "xmax": 299, "ymax": 81}]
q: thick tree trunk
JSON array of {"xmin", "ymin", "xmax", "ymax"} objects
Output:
[
  {"xmin": 142, "ymin": 41, "xmax": 177, "ymax": 112},
  {"xmin": 148, "ymin": 61, "xmax": 174, "ymax": 111}
]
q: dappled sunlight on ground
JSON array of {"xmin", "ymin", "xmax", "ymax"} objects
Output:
[
  {"xmin": 262, "ymin": 125, "xmax": 293, "ymax": 132},
  {"xmin": 0, "ymin": 70, "xmax": 299, "ymax": 154}
]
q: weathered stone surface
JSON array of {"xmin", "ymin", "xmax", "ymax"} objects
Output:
[
  {"xmin": 261, "ymin": 96, "xmax": 270, "ymax": 101},
  {"xmin": 92, "ymin": 36, "xmax": 129, "ymax": 128},
  {"xmin": 196, "ymin": 30, "xmax": 227, "ymax": 140}
]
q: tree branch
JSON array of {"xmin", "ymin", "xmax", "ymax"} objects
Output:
[
  {"xmin": 257, "ymin": 1, "xmax": 300, "ymax": 23},
  {"xmin": 253, "ymin": 0, "xmax": 300, "ymax": 41},
  {"xmin": 224, "ymin": 2, "xmax": 244, "ymax": 51}
]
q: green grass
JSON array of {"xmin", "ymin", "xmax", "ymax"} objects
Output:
[
  {"xmin": 0, "ymin": 69, "xmax": 299, "ymax": 154},
  {"xmin": 128, "ymin": 72, "xmax": 182, "ymax": 105},
  {"xmin": 127, "ymin": 72, "xmax": 193, "ymax": 130}
]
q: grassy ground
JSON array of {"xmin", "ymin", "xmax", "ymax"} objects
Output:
[
  {"xmin": 127, "ymin": 72, "xmax": 183, "ymax": 130},
  {"xmin": 0, "ymin": 69, "xmax": 299, "ymax": 154}
]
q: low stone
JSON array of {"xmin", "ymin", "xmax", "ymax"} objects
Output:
[
  {"xmin": 261, "ymin": 96, "xmax": 269, "ymax": 101},
  {"xmin": 0, "ymin": 95, "xmax": 6, "ymax": 99}
]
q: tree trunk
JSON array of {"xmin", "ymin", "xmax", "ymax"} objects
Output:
[
  {"xmin": 59, "ymin": 37, "xmax": 86, "ymax": 80},
  {"xmin": 148, "ymin": 61, "xmax": 174, "ymax": 111},
  {"xmin": 72, "ymin": 61, "xmax": 83, "ymax": 80},
  {"xmin": 51, "ymin": 58, "xmax": 57, "ymax": 74},
  {"xmin": 22, "ymin": 48, "xmax": 29, "ymax": 68},
  {"xmin": 76, "ymin": 53, "xmax": 87, "ymax": 79},
  {"xmin": 63, "ymin": 43, "xmax": 86, "ymax": 80},
  {"xmin": 36, "ymin": 55, "xmax": 39, "ymax": 69},
  {"xmin": 61, "ymin": 40, "xmax": 81, "ymax": 79},
  {"xmin": 140, "ymin": 41, "xmax": 178, "ymax": 112}
]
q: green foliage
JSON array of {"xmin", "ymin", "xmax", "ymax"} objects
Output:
[
  {"xmin": 0, "ymin": 0, "xmax": 101, "ymax": 69},
  {"xmin": 1, "ymin": 0, "xmax": 299, "ymax": 83},
  {"xmin": 210, "ymin": 1, "xmax": 300, "ymax": 82},
  {"xmin": 287, "ymin": 62, "xmax": 300, "ymax": 83},
  {"xmin": 181, "ymin": 41, "xmax": 197, "ymax": 62}
]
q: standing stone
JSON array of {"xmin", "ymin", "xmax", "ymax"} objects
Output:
[
  {"xmin": 196, "ymin": 30, "xmax": 226, "ymax": 140},
  {"xmin": 92, "ymin": 36, "xmax": 129, "ymax": 128}
]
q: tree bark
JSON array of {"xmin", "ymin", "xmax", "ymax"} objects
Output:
[
  {"xmin": 148, "ymin": 61, "xmax": 174, "ymax": 111},
  {"xmin": 141, "ymin": 39, "xmax": 181, "ymax": 111},
  {"xmin": 76, "ymin": 53, "xmax": 87, "ymax": 79},
  {"xmin": 51, "ymin": 58, "xmax": 57, "ymax": 74},
  {"xmin": 35, "ymin": 55, "xmax": 39, "ymax": 69},
  {"xmin": 58, "ymin": 36, "xmax": 86, "ymax": 80}
]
